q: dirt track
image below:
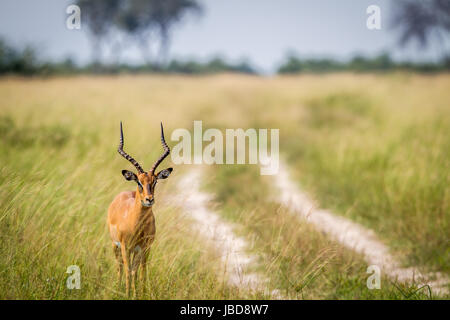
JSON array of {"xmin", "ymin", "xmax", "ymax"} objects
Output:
[{"xmin": 273, "ymin": 161, "xmax": 448, "ymax": 295}]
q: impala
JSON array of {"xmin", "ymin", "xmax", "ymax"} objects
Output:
[{"xmin": 107, "ymin": 122, "xmax": 173, "ymax": 296}]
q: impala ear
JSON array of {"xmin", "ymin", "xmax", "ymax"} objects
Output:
[
  {"xmin": 156, "ymin": 168, "xmax": 173, "ymax": 180},
  {"xmin": 122, "ymin": 170, "xmax": 138, "ymax": 181}
]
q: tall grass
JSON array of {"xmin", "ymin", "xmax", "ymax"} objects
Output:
[
  {"xmin": 205, "ymin": 164, "xmax": 439, "ymax": 299},
  {"xmin": 190, "ymin": 72, "xmax": 450, "ymax": 275},
  {"xmin": 278, "ymin": 75, "xmax": 450, "ymax": 273},
  {"xmin": 0, "ymin": 77, "xmax": 253, "ymax": 299},
  {"xmin": 0, "ymin": 73, "xmax": 448, "ymax": 299},
  {"xmin": 0, "ymin": 118, "xmax": 248, "ymax": 299}
]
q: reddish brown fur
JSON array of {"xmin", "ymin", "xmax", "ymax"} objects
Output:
[{"xmin": 107, "ymin": 172, "xmax": 158, "ymax": 296}]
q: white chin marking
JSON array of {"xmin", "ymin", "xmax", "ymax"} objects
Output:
[{"xmin": 141, "ymin": 201, "xmax": 153, "ymax": 207}]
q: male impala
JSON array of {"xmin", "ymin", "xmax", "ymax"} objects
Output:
[{"xmin": 107, "ymin": 122, "xmax": 173, "ymax": 296}]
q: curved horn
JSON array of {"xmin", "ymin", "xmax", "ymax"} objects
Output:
[
  {"xmin": 149, "ymin": 122, "xmax": 170, "ymax": 174},
  {"xmin": 118, "ymin": 122, "xmax": 145, "ymax": 174}
]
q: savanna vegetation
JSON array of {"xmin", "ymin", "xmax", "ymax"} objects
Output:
[
  {"xmin": 1, "ymin": 35, "xmax": 448, "ymax": 77},
  {"xmin": 0, "ymin": 73, "xmax": 448, "ymax": 299}
]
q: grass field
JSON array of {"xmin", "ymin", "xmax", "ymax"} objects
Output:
[{"xmin": 0, "ymin": 73, "xmax": 448, "ymax": 299}]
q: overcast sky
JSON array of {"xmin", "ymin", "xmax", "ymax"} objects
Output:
[{"xmin": 0, "ymin": 0, "xmax": 443, "ymax": 73}]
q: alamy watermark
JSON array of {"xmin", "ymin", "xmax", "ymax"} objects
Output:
[
  {"xmin": 66, "ymin": 5, "xmax": 81, "ymax": 30},
  {"xmin": 366, "ymin": 5, "xmax": 381, "ymax": 30},
  {"xmin": 170, "ymin": 121, "xmax": 279, "ymax": 175},
  {"xmin": 67, "ymin": 4, "xmax": 381, "ymax": 31},
  {"xmin": 366, "ymin": 265, "xmax": 381, "ymax": 289},
  {"xmin": 66, "ymin": 265, "xmax": 81, "ymax": 289}
]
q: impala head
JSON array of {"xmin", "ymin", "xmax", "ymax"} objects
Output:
[{"xmin": 118, "ymin": 122, "xmax": 173, "ymax": 208}]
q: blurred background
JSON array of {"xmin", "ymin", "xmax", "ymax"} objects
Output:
[
  {"xmin": 0, "ymin": 0, "xmax": 449, "ymax": 75},
  {"xmin": 0, "ymin": 1, "xmax": 449, "ymax": 300}
]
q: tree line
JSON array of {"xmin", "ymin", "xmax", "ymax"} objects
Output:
[
  {"xmin": 0, "ymin": 37, "xmax": 257, "ymax": 75},
  {"xmin": 277, "ymin": 53, "xmax": 450, "ymax": 74},
  {"xmin": 1, "ymin": 36, "xmax": 449, "ymax": 76}
]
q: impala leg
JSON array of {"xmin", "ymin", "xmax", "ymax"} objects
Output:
[
  {"xmin": 131, "ymin": 251, "xmax": 141, "ymax": 298},
  {"xmin": 120, "ymin": 243, "xmax": 131, "ymax": 297},
  {"xmin": 140, "ymin": 250, "xmax": 148, "ymax": 296},
  {"xmin": 112, "ymin": 243, "xmax": 123, "ymax": 284}
]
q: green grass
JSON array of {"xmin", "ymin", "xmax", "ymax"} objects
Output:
[
  {"xmin": 0, "ymin": 82, "xmax": 253, "ymax": 299},
  {"xmin": 0, "ymin": 118, "xmax": 248, "ymax": 299},
  {"xmin": 283, "ymin": 90, "xmax": 450, "ymax": 273},
  {"xmin": 196, "ymin": 72, "xmax": 450, "ymax": 275},
  {"xmin": 205, "ymin": 164, "xmax": 441, "ymax": 299},
  {"xmin": 0, "ymin": 73, "xmax": 448, "ymax": 299}
]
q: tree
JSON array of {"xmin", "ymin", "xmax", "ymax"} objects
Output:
[
  {"xmin": 147, "ymin": 0, "xmax": 202, "ymax": 64},
  {"xmin": 76, "ymin": 0, "xmax": 122, "ymax": 63},
  {"xmin": 391, "ymin": 0, "xmax": 450, "ymax": 58},
  {"xmin": 77, "ymin": 0, "xmax": 202, "ymax": 65},
  {"xmin": 116, "ymin": 0, "xmax": 157, "ymax": 63}
]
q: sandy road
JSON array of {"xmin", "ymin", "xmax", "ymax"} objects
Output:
[
  {"xmin": 173, "ymin": 168, "xmax": 282, "ymax": 298},
  {"xmin": 273, "ymin": 160, "xmax": 448, "ymax": 295},
  {"xmin": 170, "ymin": 163, "xmax": 447, "ymax": 297}
]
